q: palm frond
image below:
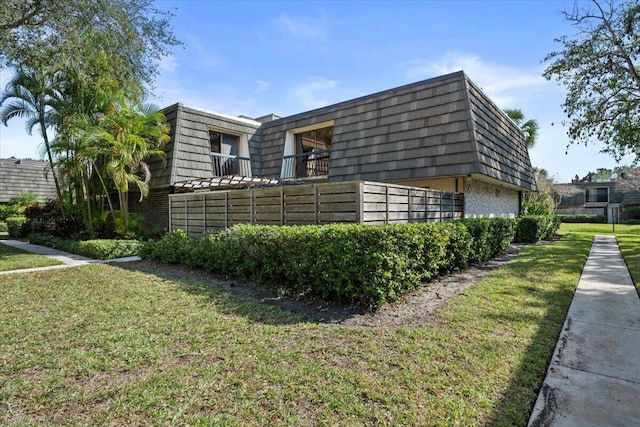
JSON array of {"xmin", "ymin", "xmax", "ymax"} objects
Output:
[{"xmin": 0, "ymin": 100, "xmax": 36, "ymax": 127}]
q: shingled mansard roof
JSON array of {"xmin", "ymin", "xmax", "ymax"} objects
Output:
[
  {"xmin": 0, "ymin": 158, "xmax": 56, "ymax": 203},
  {"xmin": 158, "ymin": 71, "xmax": 537, "ymax": 192}
]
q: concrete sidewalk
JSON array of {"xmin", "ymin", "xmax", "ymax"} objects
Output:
[
  {"xmin": 0, "ymin": 239, "xmax": 140, "ymax": 275},
  {"xmin": 528, "ymin": 234, "xmax": 640, "ymax": 426}
]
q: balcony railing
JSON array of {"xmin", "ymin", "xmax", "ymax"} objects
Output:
[
  {"xmin": 211, "ymin": 152, "xmax": 252, "ymax": 177},
  {"xmin": 281, "ymin": 149, "xmax": 330, "ymax": 180}
]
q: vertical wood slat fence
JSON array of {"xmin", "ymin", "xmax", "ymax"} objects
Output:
[{"xmin": 169, "ymin": 181, "xmax": 464, "ymax": 237}]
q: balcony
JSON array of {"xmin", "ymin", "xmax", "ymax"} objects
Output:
[
  {"xmin": 281, "ymin": 149, "xmax": 330, "ymax": 180},
  {"xmin": 211, "ymin": 152, "xmax": 252, "ymax": 177}
]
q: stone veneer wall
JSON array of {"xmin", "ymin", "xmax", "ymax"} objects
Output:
[{"xmin": 464, "ymin": 178, "xmax": 519, "ymax": 218}]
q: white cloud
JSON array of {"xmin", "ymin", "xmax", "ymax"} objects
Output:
[
  {"xmin": 406, "ymin": 52, "xmax": 550, "ymax": 108},
  {"xmin": 183, "ymin": 35, "xmax": 220, "ymax": 70},
  {"xmin": 290, "ymin": 77, "xmax": 340, "ymax": 110},
  {"xmin": 274, "ymin": 12, "xmax": 327, "ymax": 39},
  {"xmin": 159, "ymin": 54, "xmax": 179, "ymax": 73},
  {"xmin": 255, "ymin": 80, "xmax": 270, "ymax": 93}
]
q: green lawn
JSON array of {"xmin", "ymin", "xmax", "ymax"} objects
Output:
[
  {"xmin": 559, "ymin": 223, "xmax": 640, "ymax": 293},
  {"xmin": 0, "ymin": 231, "xmax": 598, "ymax": 426},
  {"xmin": 559, "ymin": 222, "xmax": 640, "ymax": 236},
  {"xmin": 0, "ymin": 243, "xmax": 62, "ymax": 271}
]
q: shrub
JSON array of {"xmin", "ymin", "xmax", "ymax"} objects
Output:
[
  {"xmin": 29, "ymin": 233, "xmax": 142, "ymax": 259},
  {"xmin": 6, "ymin": 216, "xmax": 29, "ymax": 238},
  {"xmin": 25, "ymin": 200, "xmax": 82, "ymax": 239},
  {"xmin": 515, "ymin": 216, "xmax": 561, "ymax": 243},
  {"xmin": 141, "ymin": 220, "xmax": 518, "ymax": 309},
  {"xmin": 0, "ymin": 204, "xmax": 16, "ymax": 222},
  {"xmin": 487, "ymin": 218, "xmax": 518, "ymax": 258},
  {"xmin": 0, "ymin": 222, "xmax": 7, "ymax": 233},
  {"xmin": 559, "ymin": 214, "xmax": 606, "ymax": 223},
  {"xmin": 459, "ymin": 218, "xmax": 518, "ymax": 264},
  {"xmin": 138, "ymin": 229, "xmax": 195, "ymax": 264},
  {"xmin": 625, "ymin": 207, "xmax": 640, "ymax": 220},
  {"xmin": 460, "ymin": 219, "xmax": 491, "ymax": 264},
  {"xmin": 439, "ymin": 221, "xmax": 473, "ymax": 273}
]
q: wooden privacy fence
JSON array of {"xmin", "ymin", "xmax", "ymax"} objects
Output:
[{"xmin": 169, "ymin": 181, "xmax": 464, "ymax": 236}]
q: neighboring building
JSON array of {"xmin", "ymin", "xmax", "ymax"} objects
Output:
[
  {"xmin": 131, "ymin": 71, "xmax": 537, "ymax": 229},
  {"xmin": 0, "ymin": 158, "xmax": 57, "ymax": 203},
  {"xmin": 556, "ymin": 179, "xmax": 640, "ymax": 220}
]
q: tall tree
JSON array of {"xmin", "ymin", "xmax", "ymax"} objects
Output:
[
  {"xmin": 0, "ymin": 65, "xmax": 64, "ymax": 201},
  {"xmin": 543, "ymin": 0, "xmax": 640, "ymax": 161},
  {"xmin": 99, "ymin": 102, "xmax": 169, "ymax": 233},
  {"xmin": 504, "ymin": 108, "xmax": 540, "ymax": 149},
  {"xmin": 0, "ymin": 0, "xmax": 181, "ymax": 89}
]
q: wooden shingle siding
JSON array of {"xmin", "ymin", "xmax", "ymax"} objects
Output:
[
  {"xmin": 0, "ymin": 159, "xmax": 57, "ymax": 203},
  {"xmin": 148, "ymin": 104, "xmax": 178, "ymax": 188},
  {"xmin": 465, "ymin": 79, "xmax": 536, "ymax": 190},
  {"xmin": 255, "ymin": 71, "xmax": 535, "ymax": 191},
  {"xmin": 159, "ymin": 104, "xmax": 261, "ymax": 185}
]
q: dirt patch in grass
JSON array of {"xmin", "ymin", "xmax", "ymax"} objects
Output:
[{"xmin": 125, "ymin": 244, "xmax": 523, "ymax": 328}]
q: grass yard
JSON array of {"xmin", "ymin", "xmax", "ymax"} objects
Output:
[
  {"xmin": 559, "ymin": 223, "xmax": 640, "ymax": 293},
  {"xmin": 0, "ymin": 231, "xmax": 596, "ymax": 426},
  {"xmin": 0, "ymin": 243, "xmax": 62, "ymax": 272}
]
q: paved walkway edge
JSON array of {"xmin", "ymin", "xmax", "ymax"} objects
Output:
[
  {"xmin": 0, "ymin": 239, "xmax": 140, "ymax": 275},
  {"xmin": 528, "ymin": 234, "xmax": 640, "ymax": 427}
]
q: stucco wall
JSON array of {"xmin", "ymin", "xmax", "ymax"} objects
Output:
[{"xmin": 464, "ymin": 178, "xmax": 519, "ymax": 218}]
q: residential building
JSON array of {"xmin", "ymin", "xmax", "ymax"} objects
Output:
[
  {"xmin": 0, "ymin": 158, "xmax": 57, "ymax": 204},
  {"xmin": 131, "ymin": 71, "xmax": 537, "ymax": 229}
]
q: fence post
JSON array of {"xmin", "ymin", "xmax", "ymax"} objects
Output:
[
  {"xmin": 407, "ymin": 188, "xmax": 412, "ymax": 224},
  {"xmin": 356, "ymin": 181, "xmax": 363, "ymax": 224},
  {"xmin": 450, "ymin": 192, "xmax": 454, "ymax": 220},
  {"xmin": 202, "ymin": 193, "xmax": 206, "ymax": 233},
  {"xmin": 184, "ymin": 195, "xmax": 188, "ymax": 234},
  {"xmin": 280, "ymin": 186, "xmax": 284, "ymax": 225},
  {"xmin": 224, "ymin": 192, "xmax": 229, "ymax": 230},
  {"xmin": 314, "ymin": 184, "xmax": 319, "ymax": 225},
  {"xmin": 385, "ymin": 185, "xmax": 390, "ymax": 223},
  {"xmin": 168, "ymin": 194, "xmax": 172, "ymax": 231},
  {"xmin": 251, "ymin": 189, "xmax": 255, "ymax": 224},
  {"xmin": 439, "ymin": 191, "xmax": 443, "ymax": 223}
]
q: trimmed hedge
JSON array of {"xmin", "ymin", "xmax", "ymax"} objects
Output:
[
  {"xmin": 6, "ymin": 216, "xmax": 28, "ymax": 238},
  {"xmin": 515, "ymin": 215, "xmax": 561, "ymax": 243},
  {"xmin": 459, "ymin": 218, "xmax": 517, "ymax": 264},
  {"xmin": 559, "ymin": 214, "xmax": 606, "ymax": 223},
  {"xmin": 141, "ymin": 219, "xmax": 516, "ymax": 309},
  {"xmin": 29, "ymin": 233, "xmax": 142, "ymax": 259}
]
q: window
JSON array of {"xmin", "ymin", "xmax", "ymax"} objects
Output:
[
  {"xmin": 295, "ymin": 126, "xmax": 333, "ymax": 153},
  {"xmin": 585, "ymin": 187, "xmax": 608, "ymax": 203},
  {"xmin": 209, "ymin": 130, "xmax": 239, "ymax": 156},
  {"xmin": 281, "ymin": 121, "xmax": 334, "ymax": 179}
]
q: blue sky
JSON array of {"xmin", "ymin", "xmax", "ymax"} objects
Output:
[{"xmin": 0, "ymin": 0, "xmax": 635, "ymax": 182}]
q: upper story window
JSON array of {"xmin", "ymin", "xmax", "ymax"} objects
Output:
[
  {"xmin": 209, "ymin": 130, "xmax": 239, "ymax": 156},
  {"xmin": 281, "ymin": 121, "xmax": 334, "ymax": 180},
  {"xmin": 295, "ymin": 126, "xmax": 332, "ymax": 153},
  {"xmin": 585, "ymin": 187, "xmax": 608, "ymax": 204}
]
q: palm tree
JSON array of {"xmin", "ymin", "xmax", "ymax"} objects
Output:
[
  {"xmin": 504, "ymin": 108, "xmax": 539, "ymax": 150},
  {"xmin": 99, "ymin": 101, "xmax": 169, "ymax": 234},
  {"xmin": 52, "ymin": 113, "xmax": 115, "ymax": 234},
  {"xmin": 0, "ymin": 65, "xmax": 65, "ymax": 201}
]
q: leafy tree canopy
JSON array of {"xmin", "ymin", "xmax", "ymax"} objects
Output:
[
  {"xmin": 544, "ymin": 0, "xmax": 640, "ymax": 162},
  {"xmin": 0, "ymin": 0, "xmax": 181, "ymax": 90}
]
